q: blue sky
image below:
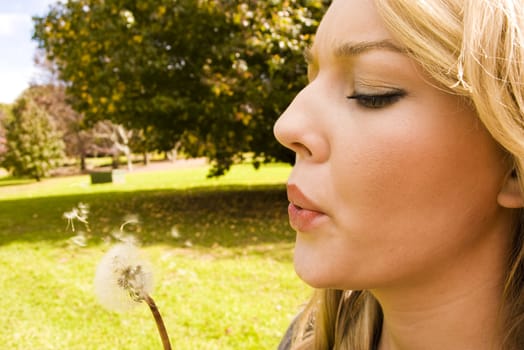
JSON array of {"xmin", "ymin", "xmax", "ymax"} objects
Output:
[{"xmin": 0, "ymin": 0, "xmax": 56, "ymax": 104}]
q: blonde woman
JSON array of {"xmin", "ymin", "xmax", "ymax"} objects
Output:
[{"xmin": 273, "ymin": 0, "xmax": 524, "ymax": 349}]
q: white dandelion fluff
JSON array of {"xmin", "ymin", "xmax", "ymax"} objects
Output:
[
  {"xmin": 111, "ymin": 230, "xmax": 139, "ymax": 245},
  {"xmin": 94, "ymin": 243, "xmax": 154, "ymax": 312},
  {"xmin": 94, "ymin": 243, "xmax": 172, "ymax": 349},
  {"xmin": 70, "ymin": 231, "xmax": 88, "ymax": 247},
  {"xmin": 63, "ymin": 202, "xmax": 90, "ymax": 232}
]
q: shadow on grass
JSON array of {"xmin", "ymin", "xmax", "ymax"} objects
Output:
[{"xmin": 0, "ymin": 184, "xmax": 295, "ymax": 251}]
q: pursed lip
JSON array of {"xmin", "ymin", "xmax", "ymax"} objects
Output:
[
  {"xmin": 286, "ymin": 184, "xmax": 326, "ymax": 231},
  {"xmin": 286, "ymin": 184, "xmax": 322, "ymax": 211}
]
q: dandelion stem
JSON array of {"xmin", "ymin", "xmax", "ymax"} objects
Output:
[{"xmin": 144, "ymin": 294, "xmax": 172, "ymax": 350}]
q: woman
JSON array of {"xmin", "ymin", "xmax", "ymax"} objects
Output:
[{"xmin": 273, "ymin": 0, "xmax": 524, "ymax": 349}]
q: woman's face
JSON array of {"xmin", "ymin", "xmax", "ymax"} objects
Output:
[{"xmin": 274, "ymin": 0, "xmax": 512, "ymax": 291}]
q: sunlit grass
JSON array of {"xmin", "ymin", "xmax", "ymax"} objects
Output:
[
  {"xmin": 0, "ymin": 162, "xmax": 292, "ymax": 199},
  {"xmin": 0, "ymin": 162, "xmax": 311, "ymax": 349}
]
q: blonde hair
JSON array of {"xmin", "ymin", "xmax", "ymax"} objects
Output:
[{"xmin": 290, "ymin": 0, "xmax": 524, "ymax": 349}]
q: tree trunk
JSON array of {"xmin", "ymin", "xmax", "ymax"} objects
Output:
[
  {"xmin": 112, "ymin": 154, "xmax": 119, "ymax": 169},
  {"xmin": 80, "ymin": 153, "xmax": 86, "ymax": 171},
  {"xmin": 126, "ymin": 154, "xmax": 133, "ymax": 172}
]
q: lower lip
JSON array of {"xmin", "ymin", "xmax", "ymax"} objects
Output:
[{"xmin": 288, "ymin": 203, "xmax": 325, "ymax": 232}]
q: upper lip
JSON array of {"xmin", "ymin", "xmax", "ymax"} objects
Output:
[{"xmin": 287, "ymin": 184, "xmax": 323, "ymax": 212}]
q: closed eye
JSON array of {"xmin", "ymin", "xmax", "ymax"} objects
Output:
[{"xmin": 347, "ymin": 91, "xmax": 406, "ymax": 109}]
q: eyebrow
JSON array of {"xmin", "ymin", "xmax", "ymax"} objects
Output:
[
  {"xmin": 304, "ymin": 39, "xmax": 405, "ymax": 64},
  {"xmin": 335, "ymin": 39, "xmax": 405, "ymax": 57}
]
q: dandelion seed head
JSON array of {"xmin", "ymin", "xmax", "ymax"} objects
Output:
[{"xmin": 94, "ymin": 243, "xmax": 154, "ymax": 312}]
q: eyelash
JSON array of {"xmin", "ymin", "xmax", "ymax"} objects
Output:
[{"xmin": 346, "ymin": 91, "xmax": 406, "ymax": 109}]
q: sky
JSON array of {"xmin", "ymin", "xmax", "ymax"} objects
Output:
[{"xmin": 0, "ymin": 0, "xmax": 57, "ymax": 104}]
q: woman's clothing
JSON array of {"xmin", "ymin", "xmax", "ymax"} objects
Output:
[{"xmin": 277, "ymin": 319, "xmax": 295, "ymax": 350}]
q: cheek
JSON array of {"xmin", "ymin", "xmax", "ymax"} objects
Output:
[
  {"xmin": 331, "ymin": 105, "xmax": 506, "ymax": 243},
  {"xmin": 312, "ymin": 107, "xmax": 507, "ymax": 289}
]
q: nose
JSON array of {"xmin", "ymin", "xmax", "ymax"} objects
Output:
[{"xmin": 273, "ymin": 86, "xmax": 329, "ymax": 163}]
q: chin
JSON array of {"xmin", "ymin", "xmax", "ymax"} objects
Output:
[
  {"xmin": 293, "ymin": 253, "xmax": 372, "ymax": 290},
  {"xmin": 294, "ymin": 257, "xmax": 344, "ymax": 289},
  {"xmin": 296, "ymin": 272, "xmax": 334, "ymax": 289}
]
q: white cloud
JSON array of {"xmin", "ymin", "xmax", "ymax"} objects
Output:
[
  {"xmin": 0, "ymin": 13, "xmax": 31, "ymax": 37},
  {"xmin": 0, "ymin": 70, "xmax": 31, "ymax": 104},
  {"xmin": 0, "ymin": 0, "xmax": 58, "ymax": 15},
  {"xmin": 0, "ymin": 1, "xmax": 60, "ymax": 103}
]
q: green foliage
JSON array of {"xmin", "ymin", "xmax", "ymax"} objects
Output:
[
  {"xmin": 20, "ymin": 85, "xmax": 86, "ymax": 159},
  {"xmin": 33, "ymin": 0, "xmax": 329, "ymax": 175},
  {"xmin": 0, "ymin": 103, "xmax": 11, "ymax": 120},
  {"xmin": 0, "ymin": 103, "xmax": 10, "ymax": 157},
  {"xmin": 2, "ymin": 96, "xmax": 65, "ymax": 180}
]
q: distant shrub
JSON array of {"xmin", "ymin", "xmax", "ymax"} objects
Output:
[{"xmin": 2, "ymin": 96, "xmax": 64, "ymax": 180}]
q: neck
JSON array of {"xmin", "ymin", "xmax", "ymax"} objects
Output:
[
  {"xmin": 373, "ymin": 227, "xmax": 511, "ymax": 350},
  {"xmin": 375, "ymin": 281, "xmax": 504, "ymax": 350}
]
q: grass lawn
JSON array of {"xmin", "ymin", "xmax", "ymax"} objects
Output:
[{"xmin": 0, "ymin": 162, "xmax": 311, "ymax": 349}]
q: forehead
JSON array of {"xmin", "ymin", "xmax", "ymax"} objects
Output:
[{"xmin": 311, "ymin": 0, "xmax": 394, "ymax": 55}]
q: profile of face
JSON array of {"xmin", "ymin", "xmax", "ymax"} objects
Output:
[{"xmin": 274, "ymin": 0, "xmax": 517, "ymax": 292}]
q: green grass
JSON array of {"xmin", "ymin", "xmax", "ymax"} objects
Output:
[{"xmin": 0, "ymin": 163, "xmax": 311, "ymax": 349}]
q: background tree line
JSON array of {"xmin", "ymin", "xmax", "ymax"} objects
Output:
[
  {"xmin": 0, "ymin": 0, "xmax": 328, "ymax": 179},
  {"xmin": 0, "ymin": 85, "xmax": 145, "ymax": 180}
]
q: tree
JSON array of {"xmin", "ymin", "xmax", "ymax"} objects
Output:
[
  {"xmin": 22, "ymin": 84, "xmax": 91, "ymax": 170},
  {"xmin": 0, "ymin": 104, "xmax": 10, "ymax": 161},
  {"xmin": 91, "ymin": 120, "xmax": 134, "ymax": 170},
  {"xmin": 2, "ymin": 96, "xmax": 65, "ymax": 180},
  {"xmin": 33, "ymin": 0, "xmax": 329, "ymax": 175}
]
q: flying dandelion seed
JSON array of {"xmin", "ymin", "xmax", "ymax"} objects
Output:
[
  {"xmin": 70, "ymin": 232, "xmax": 88, "ymax": 247},
  {"xmin": 94, "ymin": 243, "xmax": 172, "ymax": 350},
  {"xmin": 111, "ymin": 230, "xmax": 139, "ymax": 245},
  {"xmin": 108, "ymin": 215, "xmax": 141, "ymax": 245},
  {"xmin": 122, "ymin": 214, "xmax": 140, "ymax": 227},
  {"xmin": 63, "ymin": 202, "xmax": 90, "ymax": 232},
  {"xmin": 170, "ymin": 226, "xmax": 181, "ymax": 239}
]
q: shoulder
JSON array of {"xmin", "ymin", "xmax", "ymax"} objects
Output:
[
  {"xmin": 277, "ymin": 311, "xmax": 315, "ymax": 350},
  {"xmin": 277, "ymin": 317, "xmax": 296, "ymax": 350}
]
